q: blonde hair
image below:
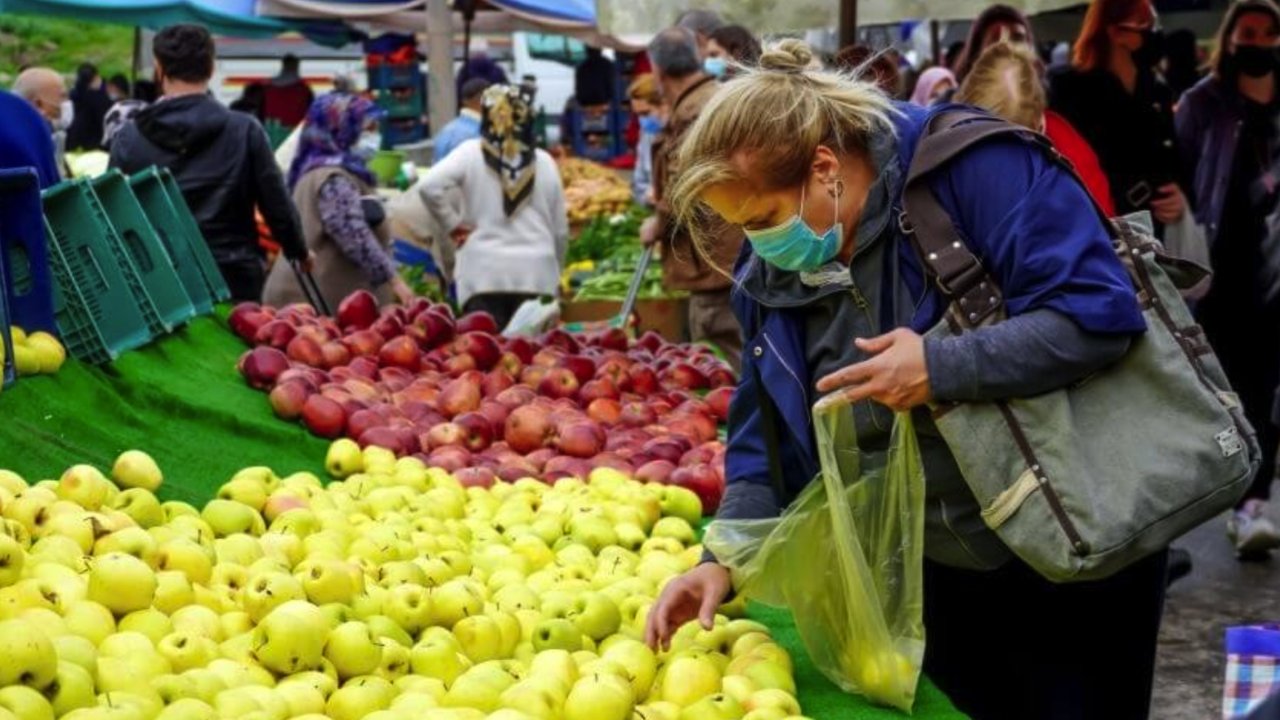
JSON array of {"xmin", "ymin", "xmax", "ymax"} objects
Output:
[
  {"xmin": 669, "ymin": 39, "xmax": 898, "ymax": 260},
  {"xmin": 628, "ymin": 73, "xmax": 660, "ymax": 105},
  {"xmin": 954, "ymin": 41, "xmax": 1046, "ymax": 130}
]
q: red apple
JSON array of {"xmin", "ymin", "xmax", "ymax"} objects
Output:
[
  {"xmin": 455, "ymin": 412, "xmax": 495, "ymax": 452},
  {"xmin": 456, "ymin": 311, "xmax": 499, "ymax": 335},
  {"xmin": 371, "ymin": 314, "xmax": 404, "ymax": 342},
  {"xmin": 269, "ymin": 381, "xmax": 311, "ymax": 420},
  {"xmin": 627, "ymin": 365, "xmax": 660, "ymax": 395},
  {"xmin": 442, "ymin": 354, "xmax": 478, "ymax": 377},
  {"xmin": 497, "ymin": 352, "xmax": 524, "ymax": 377},
  {"xmin": 635, "ymin": 331, "xmax": 664, "ymax": 353},
  {"xmin": 455, "ymin": 466, "xmax": 497, "ymax": 489},
  {"xmin": 420, "ymin": 310, "xmax": 456, "ymax": 348},
  {"xmin": 504, "ymin": 336, "xmax": 535, "ymax": 364},
  {"xmin": 376, "ymin": 337, "xmax": 420, "ymax": 372},
  {"xmin": 426, "ymin": 446, "xmax": 472, "ymax": 473},
  {"xmin": 594, "ymin": 328, "xmax": 629, "ymax": 352},
  {"xmin": 346, "ymin": 408, "xmax": 385, "ymax": 440},
  {"xmin": 619, "ymin": 402, "xmax": 658, "ymax": 428},
  {"xmin": 505, "ymin": 406, "xmax": 554, "ymax": 454},
  {"xmin": 705, "ymin": 387, "xmax": 733, "ymax": 422},
  {"xmin": 240, "ymin": 347, "xmax": 291, "ymax": 390},
  {"xmin": 664, "ymin": 363, "xmax": 711, "ymax": 390},
  {"xmin": 586, "ymin": 398, "xmax": 623, "ymax": 425},
  {"xmin": 337, "ymin": 290, "xmax": 379, "ymax": 330},
  {"xmin": 438, "ymin": 374, "xmax": 483, "ymax": 417},
  {"xmin": 520, "ymin": 365, "xmax": 549, "ymax": 389},
  {"xmin": 524, "ymin": 447, "xmax": 557, "ymax": 471},
  {"xmin": 482, "ymin": 370, "xmax": 515, "ymax": 398},
  {"xmin": 425, "ymin": 422, "xmax": 467, "ymax": 449},
  {"xmin": 478, "ymin": 400, "xmax": 511, "ymax": 434},
  {"xmin": 358, "ymin": 427, "xmax": 406, "ymax": 455},
  {"xmin": 709, "ymin": 368, "xmax": 737, "ymax": 388},
  {"xmin": 559, "ymin": 355, "xmax": 597, "ymax": 385},
  {"xmin": 537, "ymin": 368, "xmax": 580, "ymax": 399},
  {"xmin": 642, "ymin": 439, "xmax": 685, "ymax": 465},
  {"xmin": 635, "ymin": 459, "xmax": 676, "ymax": 484},
  {"xmin": 494, "ymin": 386, "xmax": 537, "ymax": 409},
  {"xmin": 681, "ymin": 444, "xmax": 718, "ymax": 467},
  {"xmin": 254, "ymin": 320, "xmax": 297, "ymax": 350},
  {"xmin": 342, "ymin": 330, "xmax": 384, "ymax": 358},
  {"xmin": 285, "ymin": 336, "xmax": 324, "ymax": 367},
  {"xmin": 539, "ymin": 328, "xmax": 580, "ymax": 354},
  {"xmin": 670, "ymin": 463, "xmax": 724, "ymax": 513},
  {"xmin": 302, "ymin": 395, "xmax": 347, "ymax": 438},
  {"xmin": 453, "ymin": 332, "xmax": 503, "ymax": 371},
  {"xmin": 579, "ymin": 378, "xmax": 620, "ymax": 403},
  {"xmin": 497, "ymin": 460, "xmax": 541, "ymax": 483},
  {"xmin": 228, "ymin": 302, "xmax": 274, "ymax": 342},
  {"xmin": 319, "ymin": 341, "xmax": 351, "ymax": 369},
  {"xmin": 555, "ymin": 421, "xmax": 605, "ymax": 458}
]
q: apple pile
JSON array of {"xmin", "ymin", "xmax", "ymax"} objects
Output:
[
  {"xmin": 229, "ymin": 292, "xmax": 734, "ymax": 513},
  {"xmin": 0, "ymin": 445, "xmax": 810, "ymax": 720}
]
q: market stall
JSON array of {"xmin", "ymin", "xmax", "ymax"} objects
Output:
[{"xmin": 0, "ymin": 307, "xmax": 968, "ymax": 719}]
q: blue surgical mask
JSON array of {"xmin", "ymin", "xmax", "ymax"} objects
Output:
[
  {"xmin": 704, "ymin": 56, "xmax": 728, "ymax": 78},
  {"xmin": 743, "ymin": 183, "xmax": 843, "ymax": 272},
  {"xmin": 639, "ymin": 114, "xmax": 662, "ymax": 134}
]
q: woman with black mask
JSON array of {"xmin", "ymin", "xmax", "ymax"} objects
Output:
[
  {"xmin": 1177, "ymin": 0, "xmax": 1280, "ymax": 558},
  {"xmin": 1050, "ymin": 0, "xmax": 1191, "ymax": 228}
]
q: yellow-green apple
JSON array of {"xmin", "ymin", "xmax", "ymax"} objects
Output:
[
  {"xmin": 242, "ymin": 571, "xmax": 305, "ymax": 622},
  {"xmin": 602, "ymin": 639, "xmax": 658, "ymax": 699},
  {"xmin": 568, "ymin": 592, "xmax": 621, "ymax": 641},
  {"xmin": 155, "ymin": 698, "xmax": 217, "ymax": 720},
  {"xmin": 252, "ymin": 600, "xmax": 327, "ymax": 674},
  {"xmin": 384, "ymin": 584, "xmax": 433, "ymax": 636},
  {"xmin": 442, "ymin": 662, "xmax": 518, "ymax": 712},
  {"xmin": 325, "ymin": 439, "xmax": 364, "ymax": 479},
  {"xmin": 111, "ymin": 451, "xmax": 162, "ymax": 492},
  {"xmin": 62, "ymin": 601, "xmax": 115, "ymax": 645},
  {"xmin": 93, "ymin": 527, "xmax": 155, "ymax": 560},
  {"xmin": 499, "ymin": 679, "xmax": 562, "ymax": 719},
  {"xmin": 301, "ymin": 558, "xmax": 362, "ymax": 605},
  {"xmin": 325, "ymin": 679, "xmax": 392, "ymax": 720},
  {"xmin": 274, "ymin": 681, "xmax": 326, "ymax": 717},
  {"xmin": 151, "ymin": 571, "xmax": 194, "ymax": 615},
  {"xmin": 564, "ymin": 673, "xmax": 634, "ymax": 720},
  {"xmin": 0, "ymin": 685, "xmax": 54, "ymax": 720},
  {"xmin": 45, "ymin": 660, "xmax": 96, "ymax": 715},
  {"xmin": 117, "ymin": 608, "xmax": 173, "ymax": 644},
  {"xmin": 87, "ymin": 552, "xmax": 155, "ymax": 615},
  {"xmin": 532, "ymin": 619, "xmax": 584, "ymax": 653},
  {"xmin": 56, "ymin": 465, "xmax": 112, "ymax": 510},
  {"xmin": 200, "ymin": 500, "xmax": 262, "ymax": 538},
  {"xmin": 721, "ymin": 675, "xmax": 758, "ymax": 706},
  {"xmin": 52, "ymin": 636, "xmax": 96, "ymax": 675},
  {"xmin": 744, "ymin": 689, "xmax": 801, "ymax": 715},
  {"xmin": 409, "ymin": 640, "xmax": 471, "ymax": 686},
  {"xmin": 0, "ymin": 618, "xmax": 57, "ymax": 688},
  {"xmin": 325, "ymin": 622, "xmax": 383, "ymax": 680},
  {"xmin": 430, "ymin": 580, "xmax": 484, "ymax": 629},
  {"xmin": 157, "ymin": 632, "xmax": 218, "ymax": 672},
  {"xmin": 364, "ymin": 615, "xmax": 414, "ymax": 648},
  {"xmin": 678, "ymin": 692, "xmax": 745, "ymax": 720},
  {"xmin": 213, "ymin": 535, "xmax": 263, "ymax": 566},
  {"xmin": 662, "ymin": 656, "xmax": 722, "ymax": 708},
  {"xmin": 453, "ymin": 614, "xmax": 504, "ymax": 663},
  {"xmin": 375, "ymin": 640, "xmax": 412, "ymax": 681}
]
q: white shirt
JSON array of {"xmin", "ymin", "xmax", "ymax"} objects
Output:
[{"xmin": 419, "ymin": 139, "xmax": 568, "ymax": 306}]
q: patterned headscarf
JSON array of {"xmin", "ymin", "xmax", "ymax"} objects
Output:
[
  {"xmin": 288, "ymin": 92, "xmax": 383, "ymax": 190},
  {"xmin": 480, "ymin": 84, "xmax": 537, "ymax": 217}
]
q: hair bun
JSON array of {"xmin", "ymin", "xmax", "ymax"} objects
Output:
[{"xmin": 759, "ymin": 39, "xmax": 815, "ymax": 73}]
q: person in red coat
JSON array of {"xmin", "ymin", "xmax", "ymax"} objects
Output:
[{"xmin": 956, "ymin": 41, "xmax": 1116, "ymax": 216}]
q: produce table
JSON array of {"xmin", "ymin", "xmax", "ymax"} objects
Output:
[{"xmin": 0, "ymin": 308, "xmax": 968, "ymax": 719}]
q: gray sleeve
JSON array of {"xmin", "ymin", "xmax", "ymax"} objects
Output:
[{"xmin": 925, "ymin": 308, "xmax": 1134, "ymax": 402}]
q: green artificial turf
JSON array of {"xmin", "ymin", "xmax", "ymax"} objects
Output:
[{"xmin": 0, "ymin": 306, "xmax": 967, "ymax": 718}]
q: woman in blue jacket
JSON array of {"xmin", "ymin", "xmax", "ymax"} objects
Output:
[
  {"xmin": 644, "ymin": 41, "xmax": 1168, "ymax": 719},
  {"xmin": 1176, "ymin": 0, "xmax": 1280, "ymax": 558}
]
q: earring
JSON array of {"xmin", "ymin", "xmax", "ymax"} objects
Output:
[{"xmin": 827, "ymin": 179, "xmax": 845, "ymax": 198}]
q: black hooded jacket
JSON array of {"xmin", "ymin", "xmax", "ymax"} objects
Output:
[{"xmin": 109, "ymin": 93, "xmax": 305, "ymax": 264}]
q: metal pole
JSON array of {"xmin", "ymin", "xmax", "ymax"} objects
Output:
[
  {"xmin": 132, "ymin": 26, "xmax": 142, "ymax": 85},
  {"xmin": 930, "ymin": 19, "xmax": 941, "ymax": 65},
  {"xmin": 426, "ymin": 0, "xmax": 456, "ymax": 138},
  {"xmin": 839, "ymin": 0, "xmax": 858, "ymax": 49}
]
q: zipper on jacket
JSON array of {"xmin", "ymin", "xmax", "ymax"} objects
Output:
[{"xmin": 760, "ymin": 331, "xmax": 811, "ymax": 429}]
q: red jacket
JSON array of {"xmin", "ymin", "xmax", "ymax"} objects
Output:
[{"xmin": 1044, "ymin": 110, "xmax": 1116, "ymax": 217}]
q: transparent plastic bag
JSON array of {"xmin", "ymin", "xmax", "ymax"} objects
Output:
[
  {"xmin": 501, "ymin": 298, "xmax": 561, "ymax": 337},
  {"xmin": 703, "ymin": 396, "xmax": 926, "ymax": 711}
]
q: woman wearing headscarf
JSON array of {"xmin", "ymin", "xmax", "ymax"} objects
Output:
[
  {"xmin": 953, "ymin": 4, "xmax": 1037, "ymax": 84},
  {"xmin": 419, "ymin": 85, "xmax": 568, "ymax": 330},
  {"xmin": 262, "ymin": 92, "xmax": 414, "ymax": 310},
  {"xmin": 909, "ymin": 67, "xmax": 957, "ymax": 106}
]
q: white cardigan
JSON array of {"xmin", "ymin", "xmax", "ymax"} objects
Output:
[{"xmin": 419, "ymin": 139, "xmax": 568, "ymax": 306}]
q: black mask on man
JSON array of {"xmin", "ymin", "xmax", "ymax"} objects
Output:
[
  {"xmin": 1233, "ymin": 44, "xmax": 1278, "ymax": 77},
  {"xmin": 1132, "ymin": 28, "xmax": 1166, "ymax": 67}
]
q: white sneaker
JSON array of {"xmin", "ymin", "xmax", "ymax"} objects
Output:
[{"xmin": 1227, "ymin": 500, "xmax": 1280, "ymax": 557}]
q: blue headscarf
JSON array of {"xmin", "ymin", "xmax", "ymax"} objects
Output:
[{"xmin": 288, "ymin": 92, "xmax": 383, "ymax": 189}]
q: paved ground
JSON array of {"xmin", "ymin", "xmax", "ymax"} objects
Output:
[{"xmin": 1151, "ymin": 481, "xmax": 1279, "ymax": 719}]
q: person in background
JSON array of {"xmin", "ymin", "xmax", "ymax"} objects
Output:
[
  {"xmin": 641, "ymin": 26, "xmax": 744, "ymax": 369},
  {"xmin": 109, "ymin": 24, "xmax": 308, "ymax": 302},
  {"xmin": 434, "ymin": 78, "xmax": 489, "ymax": 164},
  {"xmin": 106, "ymin": 74, "xmax": 130, "ymax": 103},
  {"xmin": 132, "ymin": 80, "xmax": 158, "ymax": 104},
  {"xmin": 629, "ymin": 73, "xmax": 662, "ymax": 206},
  {"xmin": 705, "ymin": 25, "xmax": 763, "ymax": 79},
  {"xmin": 834, "ymin": 45, "xmax": 904, "ymax": 98},
  {"xmin": 12, "ymin": 67, "xmax": 70, "ymax": 178},
  {"xmin": 263, "ymin": 94, "xmax": 413, "ymax": 310},
  {"xmin": 909, "ymin": 66, "xmax": 957, "ymax": 105},
  {"xmin": 648, "ymin": 39, "xmax": 1167, "ymax": 720},
  {"xmin": 676, "ymin": 8, "xmax": 725, "ymax": 59},
  {"xmin": 1177, "ymin": 0, "xmax": 1280, "ymax": 558},
  {"xmin": 230, "ymin": 83, "xmax": 266, "ymax": 119},
  {"xmin": 66, "ymin": 62, "xmax": 112, "ymax": 152},
  {"xmin": 419, "ymin": 85, "xmax": 568, "ymax": 330},
  {"xmin": 944, "ymin": 40, "xmax": 967, "ymax": 72},
  {"xmin": 262, "ymin": 54, "xmax": 314, "ymax": 129},
  {"xmin": 575, "ymin": 46, "xmax": 616, "ymax": 108},
  {"xmin": 1164, "ymin": 28, "xmax": 1204, "ymax": 99},
  {"xmin": 953, "ymin": 4, "xmax": 1037, "ymax": 84},
  {"xmin": 957, "ymin": 42, "xmax": 1116, "ymax": 215},
  {"xmin": 0, "ymin": 89, "xmax": 61, "ymax": 188},
  {"xmin": 102, "ymin": 93, "xmax": 149, "ymax": 151},
  {"xmin": 456, "ymin": 53, "xmax": 508, "ymax": 99},
  {"xmin": 1050, "ymin": 0, "xmax": 1189, "ymax": 227}
]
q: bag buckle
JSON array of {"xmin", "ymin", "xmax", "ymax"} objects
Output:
[{"xmin": 1216, "ymin": 427, "xmax": 1245, "ymax": 458}]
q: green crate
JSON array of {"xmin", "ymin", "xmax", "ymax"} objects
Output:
[
  {"xmin": 127, "ymin": 168, "xmax": 216, "ymax": 315},
  {"xmin": 41, "ymin": 183, "xmax": 153, "ymax": 363},
  {"xmin": 156, "ymin": 170, "xmax": 232, "ymax": 303},
  {"xmin": 90, "ymin": 171, "xmax": 197, "ymax": 331}
]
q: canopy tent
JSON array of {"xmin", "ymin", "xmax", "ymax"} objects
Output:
[
  {"xmin": 595, "ymin": 0, "xmax": 1087, "ymax": 38},
  {"xmin": 0, "ymin": 0, "xmax": 355, "ymax": 43}
]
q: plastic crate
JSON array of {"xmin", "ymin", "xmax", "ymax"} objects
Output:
[
  {"xmin": 376, "ymin": 87, "xmax": 425, "ymax": 119},
  {"xmin": 90, "ymin": 171, "xmax": 197, "ymax": 332},
  {"xmin": 381, "ymin": 117, "xmax": 427, "ymax": 147},
  {"xmin": 127, "ymin": 168, "xmax": 216, "ymax": 315},
  {"xmin": 134, "ymin": 169, "xmax": 232, "ymax": 304},
  {"xmin": 41, "ymin": 182, "xmax": 153, "ymax": 363},
  {"xmin": 0, "ymin": 168, "xmax": 57, "ymax": 338},
  {"xmin": 367, "ymin": 63, "xmax": 421, "ymax": 90},
  {"xmin": 0, "ymin": 236, "xmax": 15, "ymax": 387}
]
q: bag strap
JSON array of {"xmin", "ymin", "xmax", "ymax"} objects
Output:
[{"xmin": 901, "ymin": 109, "xmax": 1114, "ymax": 328}]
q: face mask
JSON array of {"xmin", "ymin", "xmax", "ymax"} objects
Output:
[
  {"xmin": 704, "ymin": 56, "xmax": 728, "ymax": 79},
  {"xmin": 56, "ymin": 100, "xmax": 74, "ymax": 131},
  {"xmin": 355, "ymin": 130, "xmax": 381, "ymax": 157},
  {"xmin": 743, "ymin": 182, "xmax": 843, "ymax": 272},
  {"xmin": 1132, "ymin": 27, "xmax": 1166, "ymax": 67},
  {"xmin": 1233, "ymin": 44, "xmax": 1277, "ymax": 77},
  {"xmin": 639, "ymin": 114, "xmax": 662, "ymax": 134}
]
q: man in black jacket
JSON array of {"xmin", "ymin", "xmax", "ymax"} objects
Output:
[{"xmin": 109, "ymin": 24, "xmax": 309, "ymax": 302}]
